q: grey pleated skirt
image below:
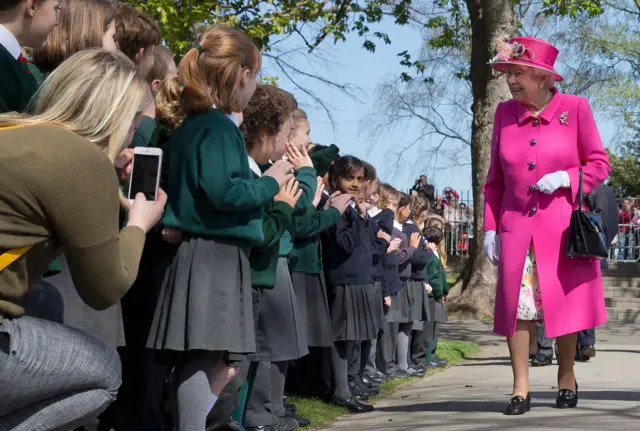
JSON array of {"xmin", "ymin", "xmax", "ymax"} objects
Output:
[
  {"xmin": 389, "ymin": 280, "xmax": 430, "ymax": 324},
  {"xmin": 46, "ymin": 255, "xmax": 125, "ymax": 347},
  {"xmin": 147, "ymin": 237, "xmax": 255, "ymax": 355},
  {"xmin": 254, "ymin": 258, "xmax": 308, "ymax": 361},
  {"xmin": 428, "ymin": 296, "xmax": 447, "ymax": 323},
  {"xmin": 291, "ymin": 271, "xmax": 333, "ymax": 348},
  {"xmin": 328, "ymin": 282, "xmax": 379, "ymax": 342}
]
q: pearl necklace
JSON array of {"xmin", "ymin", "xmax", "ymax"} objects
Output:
[{"xmin": 531, "ymin": 91, "xmax": 553, "ymax": 117}]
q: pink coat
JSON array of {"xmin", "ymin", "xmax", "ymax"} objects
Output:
[{"xmin": 484, "ymin": 89, "xmax": 611, "ymax": 338}]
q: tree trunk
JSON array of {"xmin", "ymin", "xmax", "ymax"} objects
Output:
[{"xmin": 446, "ymin": 0, "xmax": 515, "ymax": 319}]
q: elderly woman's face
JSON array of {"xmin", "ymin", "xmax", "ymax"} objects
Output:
[{"xmin": 505, "ymin": 65, "xmax": 545, "ymax": 103}]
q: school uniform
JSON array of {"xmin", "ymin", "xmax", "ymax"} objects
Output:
[
  {"xmin": 0, "ymin": 25, "xmax": 37, "ymax": 113},
  {"xmin": 402, "ymin": 221, "xmax": 431, "ymax": 326},
  {"xmin": 322, "ymin": 206, "xmax": 381, "ymax": 342},
  {"xmin": 421, "ymin": 249, "xmax": 448, "ymax": 363},
  {"xmin": 387, "ymin": 223, "xmax": 419, "ymax": 323},
  {"xmin": 288, "ymin": 206, "xmax": 340, "ymax": 348},
  {"xmin": 147, "ymin": 109, "xmax": 280, "ymax": 358},
  {"xmin": 376, "ymin": 225, "xmax": 404, "ymax": 374},
  {"xmin": 244, "ymin": 161, "xmax": 316, "ymax": 429}
]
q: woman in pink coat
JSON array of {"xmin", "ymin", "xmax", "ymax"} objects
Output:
[{"xmin": 483, "ymin": 37, "xmax": 610, "ymax": 415}]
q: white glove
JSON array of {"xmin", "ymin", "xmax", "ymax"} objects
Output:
[
  {"xmin": 535, "ymin": 171, "xmax": 570, "ymax": 195},
  {"xmin": 484, "ymin": 230, "xmax": 499, "ymax": 266}
]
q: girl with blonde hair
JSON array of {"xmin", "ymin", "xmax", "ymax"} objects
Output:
[{"xmin": 0, "ymin": 48, "xmax": 166, "ymax": 430}]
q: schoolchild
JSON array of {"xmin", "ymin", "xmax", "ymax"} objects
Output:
[
  {"xmin": 0, "ymin": 0, "xmax": 59, "ymax": 112},
  {"xmin": 113, "ymin": 4, "xmax": 160, "ymax": 148},
  {"xmin": 146, "ymin": 26, "xmax": 292, "ymax": 430},
  {"xmin": 403, "ymin": 194, "xmax": 433, "ymax": 371},
  {"xmin": 423, "ymin": 226, "xmax": 450, "ymax": 367},
  {"xmin": 322, "ymin": 155, "xmax": 388, "ymax": 413},
  {"xmin": 241, "ymin": 85, "xmax": 315, "ymax": 431}
]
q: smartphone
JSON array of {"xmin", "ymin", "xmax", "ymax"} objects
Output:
[{"xmin": 128, "ymin": 147, "xmax": 163, "ymax": 203}]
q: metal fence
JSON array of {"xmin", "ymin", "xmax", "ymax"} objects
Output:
[
  {"xmin": 610, "ymin": 198, "xmax": 640, "ymax": 263},
  {"xmin": 426, "ymin": 192, "xmax": 640, "ymax": 260}
]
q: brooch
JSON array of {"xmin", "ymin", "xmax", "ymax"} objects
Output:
[{"xmin": 559, "ymin": 111, "xmax": 569, "ymax": 126}]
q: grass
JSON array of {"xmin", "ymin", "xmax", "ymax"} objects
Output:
[
  {"xmin": 287, "ymin": 339, "xmax": 479, "ymax": 429},
  {"xmin": 446, "ymin": 273, "xmax": 460, "ymax": 285}
]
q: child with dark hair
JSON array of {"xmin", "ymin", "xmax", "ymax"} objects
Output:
[
  {"xmin": 422, "ymin": 226, "xmax": 449, "ymax": 367},
  {"xmin": 321, "ymin": 155, "xmax": 389, "ymax": 413}
]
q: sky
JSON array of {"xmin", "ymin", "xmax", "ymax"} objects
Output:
[{"xmin": 262, "ymin": 18, "xmax": 618, "ymax": 199}]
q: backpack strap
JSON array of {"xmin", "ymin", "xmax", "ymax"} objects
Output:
[{"xmin": 0, "ymin": 245, "xmax": 33, "ymax": 272}]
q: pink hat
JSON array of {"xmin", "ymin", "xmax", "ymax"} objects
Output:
[{"xmin": 489, "ymin": 36, "xmax": 563, "ymax": 82}]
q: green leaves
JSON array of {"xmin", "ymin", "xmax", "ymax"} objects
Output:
[{"xmin": 537, "ymin": 0, "xmax": 603, "ymax": 18}]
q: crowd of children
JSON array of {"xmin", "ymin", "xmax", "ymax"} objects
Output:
[{"xmin": 0, "ymin": 1, "xmax": 450, "ymax": 430}]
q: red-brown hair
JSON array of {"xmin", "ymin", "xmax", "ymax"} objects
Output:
[{"xmin": 180, "ymin": 24, "xmax": 261, "ymax": 115}]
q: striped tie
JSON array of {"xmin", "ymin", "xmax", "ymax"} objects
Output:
[{"xmin": 18, "ymin": 53, "xmax": 31, "ymax": 75}]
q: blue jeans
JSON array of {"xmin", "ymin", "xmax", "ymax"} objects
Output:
[{"xmin": 0, "ymin": 316, "xmax": 121, "ymax": 430}]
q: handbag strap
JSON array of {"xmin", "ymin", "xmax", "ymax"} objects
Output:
[
  {"xmin": 0, "ymin": 245, "xmax": 33, "ymax": 272},
  {"xmin": 577, "ymin": 168, "xmax": 584, "ymax": 208}
]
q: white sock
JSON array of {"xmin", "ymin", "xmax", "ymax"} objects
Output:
[{"xmin": 207, "ymin": 393, "xmax": 219, "ymax": 413}]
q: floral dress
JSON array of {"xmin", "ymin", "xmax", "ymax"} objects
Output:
[{"xmin": 517, "ymin": 247, "xmax": 544, "ymax": 321}]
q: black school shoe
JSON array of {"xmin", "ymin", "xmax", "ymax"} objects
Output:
[
  {"xmin": 362, "ymin": 373, "xmax": 383, "ymax": 385},
  {"xmin": 283, "ymin": 411, "xmax": 311, "ymax": 427},
  {"xmin": 556, "ymin": 381, "xmax": 579, "ymax": 409},
  {"xmin": 530, "ymin": 353, "xmax": 552, "ymax": 367},
  {"xmin": 504, "ymin": 393, "xmax": 531, "ymax": 415},
  {"xmin": 329, "ymin": 395, "xmax": 375, "ymax": 413}
]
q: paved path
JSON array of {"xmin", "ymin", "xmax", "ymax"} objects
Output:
[{"xmin": 322, "ymin": 320, "xmax": 640, "ymax": 431}]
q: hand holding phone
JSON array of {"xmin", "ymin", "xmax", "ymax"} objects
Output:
[
  {"xmin": 126, "ymin": 190, "xmax": 167, "ymax": 233},
  {"xmin": 128, "ymin": 147, "xmax": 163, "ymax": 203}
]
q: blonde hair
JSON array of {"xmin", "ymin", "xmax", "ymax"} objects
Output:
[
  {"xmin": 293, "ymin": 108, "xmax": 308, "ymax": 123},
  {"xmin": 378, "ymin": 183, "xmax": 399, "ymax": 209},
  {"xmin": 0, "ymin": 49, "xmax": 151, "ymax": 161},
  {"xmin": 155, "ymin": 76, "xmax": 185, "ymax": 133},
  {"xmin": 180, "ymin": 24, "xmax": 261, "ymax": 115}
]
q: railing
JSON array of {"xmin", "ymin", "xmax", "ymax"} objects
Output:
[{"xmin": 433, "ymin": 193, "xmax": 640, "ymax": 260}]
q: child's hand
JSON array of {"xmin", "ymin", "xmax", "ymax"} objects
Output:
[
  {"xmin": 330, "ymin": 194, "xmax": 352, "ymax": 215},
  {"xmin": 264, "ymin": 160, "xmax": 294, "ymax": 187},
  {"xmin": 312, "ymin": 177, "xmax": 325, "ymax": 207},
  {"xmin": 324, "ymin": 191, "xmax": 341, "ymax": 210},
  {"xmin": 376, "ymin": 230, "xmax": 391, "ymax": 242},
  {"xmin": 439, "ymin": 297, "xmax": 445, "ymax": 304},
  {"xmin": 162, "ymin": 227, "xmax": 184, "ymax": 244},
  {"xmin": 384, "ymin": 296, "xmax": 391, "ymax": 307},
  {"xmin": 354, "ymin": 194, "xmax": 368, "ymax": 215},
  {"xmin": 424, "ymin": 283, "xmax": 433, "ymax": 293},
  {"xmin": 387, "ymin": 238, "xmax": 401, "ymax": 253},
  {"xmin": 115, "ymin": 148, "xmax": 134, "ymax": 185},
  {"xmin": 275, "ymin": 178, "xmax": 303, "ymax": 208},
  {"xmin": 285, "ymin": 142, "xmax": 313, "ymax": 170},
  {"xmin": 409, "ymin": 232, "xmax": 421, "ymax": 248}
]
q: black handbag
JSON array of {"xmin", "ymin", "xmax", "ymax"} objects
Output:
[{"xmin": 566, "ymin": 169, "xmax": 609, "ymax": 258}]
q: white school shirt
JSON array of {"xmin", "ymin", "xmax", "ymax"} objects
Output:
[
  {"xmin": 393, "ymin": 220, "xmax": 404, "ymax": 232},
  {"xmin": 0, "ymin": 25, "xmax": 21, "ymax": 60},
  {"xmin": 367, "ymin": 206, "xmax": 382, "ymax": 218}
]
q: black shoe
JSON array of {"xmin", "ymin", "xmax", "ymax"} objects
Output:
[
  {"xmin": 330, "ymin": 395, "xmax": 375, "ymax": 413},
  {"xmin": 359, "ymin": 376, "xmax": 380, "ymax": 390},
  {"xmin": 362, "ymin": 374, "xmax": 383, "ymax": 386},
  {"xmin": 530, "ymin": 353, "xmax": 552, "ymax": 367},
  {"xmin": 425, "ymin": 360, "xmax": 445, "ymax": 369},
  {"xmin": 391, "ymin": 368, "xmax": 424, "ymax": 378},
  {"xmin": 504, "ymin": 393, "xmax": 531, "ymax": 415},
  {"xmin": 275, "ymin": 415, "xmax": 300, "ymax": 431},
  {"xmin": 284, "ymin": 403, "xmax": 297, "ymax": 415},
  {"xmin": 575, "ymin": 354, "xmax": 590, "ymax": 363},
  {"xmin": 432, "ymin": 355, "xmax": 448, "ymax": 366},
  {"xmin": 283, "ymin": 411, "xmax": 311, "ymax": 427},
  {"xmin": 581, "ymin": 345, "xmax": 596, "ymax": 358},
  {"xmin": 245, "ymin": 426, "xmax": 279, "ymax": 431},
  {"xmin": 556, "ymin": 381, "xmax": 578, "ymax": 409},
  {"xmin": 206, "ymin": 418, "xmax": 241, "ymax": 431},
  {"xmin": 407, "ymin": 367, "xmax": 426, "ymax": 377}
]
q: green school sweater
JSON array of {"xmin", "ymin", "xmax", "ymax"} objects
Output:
[
  {"xmin": 289, "ymin": 207, "xmax": 341, "ymax": 274},
  {"xmin": 250, "ymin": 166, "xmax": 317, "ymax": 288},
  {"xmin": 161, "ymin": 109, "xmax": 279, "ymax": 247},
  {"xmin": 426, "ymin": 253, "xmax": 448, "ymax": 300},
  {"xmin": 130, "ymin": 116, "xmax": 157, "ymax": 148},
  {"xmin": 0, "ymin": 44, "xmax": 37, "ymax": 113}
]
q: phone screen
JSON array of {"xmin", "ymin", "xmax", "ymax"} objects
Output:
[{"xmin": 129, "ymin": 154, "xmax": 160, "ymax": 201}]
